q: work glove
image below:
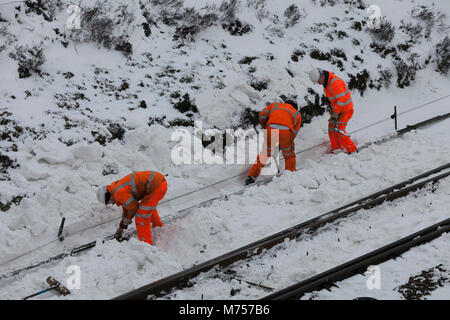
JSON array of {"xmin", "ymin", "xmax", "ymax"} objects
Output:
[
  {"xmin": 119, "ymin": 216, "xmax": 132, "ymax": 230},
  {"xmin": 114, "ymin": 228, "xmax": 124, "ymax": 242}
]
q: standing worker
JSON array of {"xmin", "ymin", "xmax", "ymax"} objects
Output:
[
  {"xmin": 308, "ymin": 68, "xmax": 357, "ymax": 154},
  {"xmin": 246, "ymin": 99, "xmax": 301, "ymax": 185},
  {"xmin": 96, "ymin": 171, "xmax": 167, "ymax": 245}
]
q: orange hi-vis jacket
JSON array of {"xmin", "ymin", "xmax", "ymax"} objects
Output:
[
  {"xmin": 258, "ymin": 102, "xmax": 302, "ymax": 136},
  {"xmin": 324, "ymin": 71, "xmax": 353, "ymax": 115},
  {"xmin": 106, "ymin": 171, "xmax": 165, "ymax": 222}
]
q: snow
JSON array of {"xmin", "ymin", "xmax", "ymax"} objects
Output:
[{"xmin": 0, "ymin": 0, "xmax": 449, "ymax": 300}]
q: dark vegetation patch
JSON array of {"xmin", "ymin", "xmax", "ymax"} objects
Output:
[
  {"xmin": 368, "ymin": 18, "xmax": 395, "ymax": 43},
  {"xmin": 352, "ymin": 21, "xmax": 362, "ymax": 31},
  {"xmin": 397, "ymin": 265, "xmax": 450, "ymax": 300},
  {"xmin": 63, "ymin": 71, "xmax": 74, "ymax": 79},
  {"xmin": 173, "ymin": 93, "xmax": 198, "ymax": 116},
  {"xmin": 9, "ymin": 44, "xmax": 46, "ymax": 78},
  {"xmin": 0, "ymin": 153, "xmax": 19, "ymax": 181},
  {"xmin": 291, "ymin": 49, "xmax": 305, "ymax": 62},
  {"xmin": 139, "ymin": 100, "xmax": 147, "ymax": 109},
  {"xmin": 1, "ymin": 111, "xmax": 23, "ymax": 152},
  {"xmin": 222, "ymin": 19, "xmax": 253, "ymax": 36},
  {"xmin": 347, "ymin": 69, "xmax": 370, "ymax": 96},
  {"xmin": 239, "ymin": 56, "xmax": 258, "ymax": 65},
  {"xmin": 310, "ymin": 48, "xmax": 345, "ymax": 71},
  {"xmin": 91, "ymin": 123, "xmax": 126, "ymax": 145},
  {"xmin": 435, "ymin": 36, "xmax": 449, "ymax": 75},
  {"xmin": 69, "ymin": 2, "xmax": 135, "ymax": 56},
  {"xmin": 325, "ymin": 29, "xmax": 349, "ymax": 41},
  {"xmin": 102, "ymin": 162, "xmax": 119, "ymax": 176},
  {"xmin": 300, "ymin": 88, "xmax": 327, "ymax": 124},
  {"xmin": 0, "ymin": 195, "xmax": 24, "ymax": 212},
  {"xmin": 148, "ymin": 116, "xmax": 194, "ymax": 128},
  {"xmin": 399, "ymin": 20, "xmax": 423, "ymax": 44},
  {"xmin": 394, "ymin": 54, "xmax": 420, "ymax": 88},
  {"xmin": 24, "ymin": 0, "xmax": 55, "ymax": 22},
  {"xmin": 250, "ymin": 81, "xmax": 268, "ymax": 91},
  {"xmin": 141, "ymin": 9, "xmax": 158, "ymax": 38},
  {"xmin": 238, "ymin": 107, "xmax": 260, "ymax": 129},
  {"xmin": 369, "ymin": 67, "xmax": 393, "ymax": 91},
  {"xmin": 283, "ymin": 4, "xmax": 305, "ymax": 28},
  {"xmin": 54, "ymin": 92, "xmax": 90, "ymax": 110}
]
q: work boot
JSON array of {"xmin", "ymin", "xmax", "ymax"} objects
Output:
[{"xmin": 245, "ymin": 176, "xmax": 256, "ymax": 186}]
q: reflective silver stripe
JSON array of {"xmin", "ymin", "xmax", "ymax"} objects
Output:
[
  {"xmin": 146, "ymin": 171, "xmax": 155, "ymax": 190},
  {"xmin": 268, "ymin": 124, "xmax": 289, "ymax": 130},
  {"xmin": 337, "ymin": 121, "xmax": 347, "ymax": 125},
  {"xmin": 336, "ymin": 98, "xmax": 352, "ymax": 106},
  {"xmin": 136, "ymin": 213, "xmax": 152, "ymax": 218},
  {"xmin": 268, "ymin": 102, "xmax": 300, "ymax": 133},
  {"xmin": 328, "ymin": 77, "xmax": 340, "ymax": 98},
  {"xmin": 261, "ymin": 109, "xmax": 269, "ymax": 115},
  {"xmin": 113, "ymin": 182, "xmax": 130, "ymax": 195},
  {"xmin": 328, "ymin": 77, "xmax": 351, "ymax": 103},
  {"xmin": 283, "ymin": 150, "xmax": 295, "ymax": 157},
  {"xmin": 335, "ymin": 128, "xmax": 348, "ymax": 136},
  {"xmin": 139, "ymin": 205, "xmax": 156, "ymax": 211},
  {"xmin": 281, "ymin": 146, "xmax": 293, "ymax": 151},
  {"xmin": 130, "ymin": 172, "xmax": 137, "ymax": 198},
  {"xmin": 123, "ymin": 195, "xmax": 136, "ymax": 209},
  {"xmin": 293, "ymin": 129, "xmax": 298, "ymax": 135},
  {"xmin": 329, "ymin": 89, "xmax": 349, "ymax": 100}
]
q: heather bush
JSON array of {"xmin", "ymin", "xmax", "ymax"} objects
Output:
[{"xmin": 9, "ymin": 44, "xmax": 46, "ymax": 78}]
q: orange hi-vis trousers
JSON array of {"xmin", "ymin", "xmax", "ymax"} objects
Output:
[
  {"xmin": 248, "ymin": 127, "xmax": 296, "ymax": 179},
  {"xmin": 328, "ymin": 109, "xmax": 357, "ymax": 153},
  {"xmin": 135, "ymin": 179, "xmax": 167, "ymax": 245}
]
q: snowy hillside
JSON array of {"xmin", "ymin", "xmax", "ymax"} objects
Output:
[{"xmin": 0, "ymin": 0, "xmax": 449, "ymax": 300}]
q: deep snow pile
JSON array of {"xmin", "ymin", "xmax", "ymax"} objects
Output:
[{"xmin": 0, "ymin": 0, "xmax": 449, "ymax": 299}]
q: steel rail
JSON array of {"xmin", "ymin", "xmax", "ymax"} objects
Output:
[
  {"xmin": 112, "ymin": 165, "xmax": 450, "ymax": 300},
  {"xmin": 1, "ymin": 112, "xmax": 449, "ymax": 283},
  {"xmin": 262, "ymin": 218, "xmax": 450, "ymax": 300}
]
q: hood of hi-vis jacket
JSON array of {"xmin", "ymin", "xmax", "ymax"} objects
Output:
[
  {"xmin": 258, "ymin": 102, "xmax": 302, "ymax": 136},
  {"xmin": 324, "ymin": 71, "xmax": 353, "ymax": 114},
  {"xmin": 106, "ymin": 171, "xmax": 165, "ymax": 213}
]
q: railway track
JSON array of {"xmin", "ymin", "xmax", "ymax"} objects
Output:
[
  {"xmin": 261, "ymin": 217, "xmax": 450, "ymax": 300},
  {"xmin": 113, "ymin": 163, "xmax": 450, "ymax": 300},
  {"xmin": 1, "ymin": 111, "xmax": 449, "ymax": 286}
]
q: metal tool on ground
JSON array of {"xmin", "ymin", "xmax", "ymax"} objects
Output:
[
  {"xmin": 58, "ymin": 217, "xmax": 66, "ymax": 242},
  {"xmin": 23, "ymin": 276, "xmax": 70, "ymax": 300}
]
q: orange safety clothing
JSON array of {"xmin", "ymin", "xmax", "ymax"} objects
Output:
[
  {"xmin": 249, "ymin": 102, "xmax": 301, "ymax": 178},
  {"xmin": 258, "ymin": 102, "xmax": 302, "ymax": 136},
  {"xmin": 324, "ymin": 71, "xmax": 357, "ymax": 153},
  {"xmin": 106, "ymin": 171, "xmax": 167, "ymax": 245}
]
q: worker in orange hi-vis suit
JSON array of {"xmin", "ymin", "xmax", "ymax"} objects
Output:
[
  {"xmin": 308, "ymin": 68, "xmax": 357, "ymax": 154},
  {"xmin": 246, "ymin": 100, "xmax": 302, "ymax": 185},
  {"xmin": 96, "ymin": 171, "xmax": 167, "ymax": 245}
]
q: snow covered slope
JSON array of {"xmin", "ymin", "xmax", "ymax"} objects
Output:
[{"xmin": 0, "ymin": 0, "xmax": 449, "ymax": 299}]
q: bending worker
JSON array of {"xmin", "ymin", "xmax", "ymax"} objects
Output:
[
  {"xmin": 96, "ymin": 171, "xmax": 167, "ymax": 245},
  {"xmin": 308, "ymin": 68, "xmax": 357, "ymax": 154},
  {"xmin": 246, "ymin": 100, "xmax": 301, "ymax": 185}
]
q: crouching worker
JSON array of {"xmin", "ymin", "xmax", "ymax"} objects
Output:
[
  {"xmin": 96, "ymin": 171, "xmax": 167, "ymax": 245},
  {"xmin": 246, "ymin": 100, "xmax": 302, "ymax": 185}
]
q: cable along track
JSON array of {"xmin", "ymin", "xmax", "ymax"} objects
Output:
[{"xmin": 113, "ymin": 163, "xmax": 450, "ymax": 300}]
